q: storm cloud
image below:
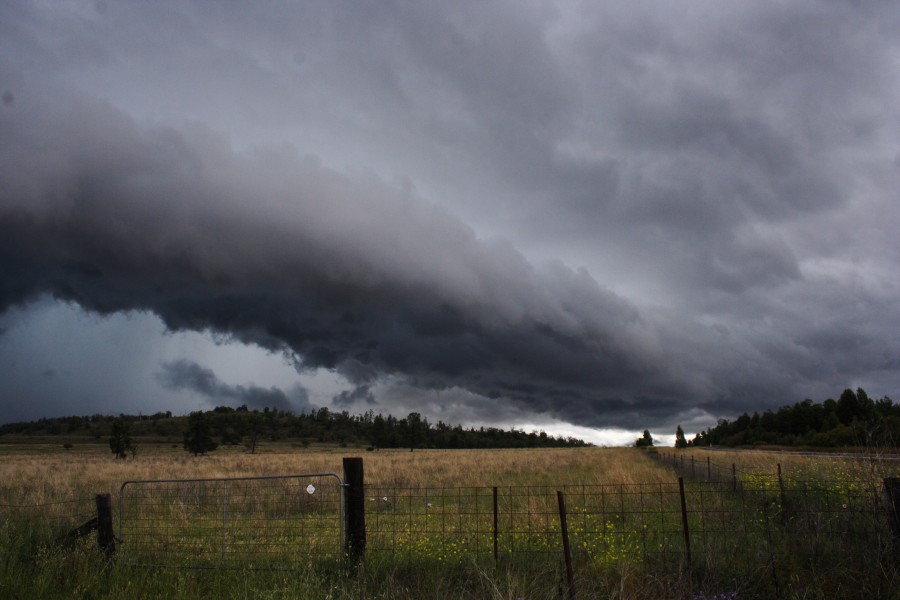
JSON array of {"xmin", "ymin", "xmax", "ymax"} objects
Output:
[
  {"xmin": 1, "ymin": 1, "xmax": 898, "ymax": 436},
  {"xmin": 0, "ymin": 92, "xmax": 668, "ymax": 425},
  {"xmin": 158, "ymin": 359, "xmax": 311, "ymax": 413}
]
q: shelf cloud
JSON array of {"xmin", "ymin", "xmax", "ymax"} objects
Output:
[{"xmin": 1, "ymin": 1, "xmax": 898, "ymax": 435}]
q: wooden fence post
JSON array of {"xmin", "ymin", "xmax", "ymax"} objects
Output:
[
  {"xmin": 884, "ymin": 478, "xmax": 900, "ymax": 556},
  {"xmin": 557, "ymin": 491, "xmax": 577, "ymax": 600},
  {"xmin": 493, "ymin": 486, "xmax": 499, "ymax": 562},
  {"xmin": 343, "ymin": 457, "xmax": 366, "ymax": 559},
  {"xmin": 678, "ymin": 478, "xmax": 692, "ymax": 571},
  {"xmin": 777, "ymin": 464, "xmax": 786, "ymax": 510},
  {"xmin": 95, "ymin": 493, "xmax": 115, "ymax": 558}
]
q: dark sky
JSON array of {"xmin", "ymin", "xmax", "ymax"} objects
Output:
[{"xmin": 1, "ymin": 1, "xmax": 898, "ymax": 444}]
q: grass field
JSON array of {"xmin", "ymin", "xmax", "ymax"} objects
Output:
[{"xmin": 2, "ymin": 443, "xmax": 900, "ymax": 599}]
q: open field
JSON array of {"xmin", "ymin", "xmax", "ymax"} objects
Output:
[
  {"xmin": 3, "ymin": 445, "xmax": 900, "ymax": 599},
  {"xmin": 0, "ymin": 444, "xmax": 673, "ymax": 501},
  {"xmin": 661, "ymin": 446, "xmax": 900, "ymax": 482}
]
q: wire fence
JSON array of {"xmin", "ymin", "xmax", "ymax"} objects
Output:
[
  {"xmin": 117, "ymin": 473, "xmax": 344, "ymax": 569},
  {"xmin": 0, "ymin": 495, "xmax": 100, "ymax": 562},
  {"xmin": 657, "ymin": 449, "xmax": 900, "ymax": 485},
  {"xmin": 4, "ymin": 459, "xmax": 900, "ymax": 596},
  {"xmin": 1, "ymin": 496, "xmax": 98, "ymax": 532},
  {"xmin": 363, "ymin": 480, "xmax": 893, "ymax": 581}
]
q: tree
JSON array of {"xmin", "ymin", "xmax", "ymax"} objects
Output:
[
  {"xmin": 674, "ymin": 425, "xmax": 688, "ymax": 449},
  {"xmin": 403, "ymin": 412, "xmax": 427, "ymax": 452},
  {"xmin": 221, "ymin": 429, "xmax": 243, "ymax": 446},
  {"xmin": 369, "ymin": 414, "xmax": 388, "ymax": 449},
  {"xmin": 183, "ymin": 411, "xmax": 218, "ymax": 456},
  {"xmin": 242, "ymin": 412, "xmax": 264, "ymax": 454},
  {"xmin": 109, "ymin": 417, "xmax": 133, "ymax": 459},
  {"xmin": 635, "ymin": 429, "xmax": 654, "ymax": 448}
]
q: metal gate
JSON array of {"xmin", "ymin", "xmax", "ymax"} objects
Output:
[{"xmin": 118, "ymin": 473, "xmax": 344, "ymax": 569}]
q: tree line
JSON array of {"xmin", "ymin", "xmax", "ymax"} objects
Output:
[
  {"xmin": 634, "ymin": 425, "xmax": 687, "ymax": 449},
  {"xmin": 689, "ymin": 388, "xmax": 899, "ymax": 448},
  {"xmin": 0, "ymin": 406, "xmax": 590, "ymax": 455}
]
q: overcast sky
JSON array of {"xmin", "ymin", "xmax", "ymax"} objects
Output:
[{"xmin": 1, "ymin": 1, "xmax": 898, "ymax": 445}]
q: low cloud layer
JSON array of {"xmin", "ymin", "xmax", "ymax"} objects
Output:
[
  {"xmin": 0, "ymin": 94, "xmax": 673, "ymax": 426},
  {"xmin": 158, "ymin": 359, "xmax": 311, "ymax": 413},
  {"xmin": 1, "ymin": 1, "xmax": 899, "ymax": 432}
]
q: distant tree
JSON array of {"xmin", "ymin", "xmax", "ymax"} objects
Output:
[
  {"xmin": 404, "ymin": 412, "xmax": 427, "ymax": 452},
  {"xmin": 369, "ymin": 414, "xmax": 388, "ymax": 449},
  {"xmin": 836, "ymin": 389, "xmax": 860, "ymax": 425},
  {"xmin": 221, "ymin": 429, "xmax": 243, "ymax": 446},
  {"xmin": 109, "ymin": 417, "xmax": 133, "ymax": 459},
  {"xmin": 635, "ymin": 430, "xmax": 654, "ymax": 448},
  {"xmin": 674, "ymin": 425, "xmax": 688, "ymax": 449},
  {"xmin": 243, "ymin": 412, "xmax": 264, "ymax": 454},
  {"xmin": 688, "ymin": 430, "xmax": 708, "ymax": 447},
  {"xmin": 183, "ymin": 411, "xmax": 218, "ymax": 456}
]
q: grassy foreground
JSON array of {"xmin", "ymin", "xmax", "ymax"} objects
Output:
[
  {"xmin": 2, "ymin": 444, "xmax": 899, "ymax": 599},
  {"xmin": 1, "ymin": 446, "xmax": 670, "ymax": 599}
]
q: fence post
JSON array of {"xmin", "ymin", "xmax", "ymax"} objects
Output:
[
  {"xmin": 343, "ymin": 457, "xmax": 366, "ymax": 559},
  {"xmin": 691, "ymin": 456, "xmax": 695, "ymax": 478},
  {"xmin": 678, "ymin": 478, "xmax": 692, "ymax": 571},
  {"xmin": 884, "ymin": 478, "xmax": 900, "ymax": 556},
  {"xmin": 732, "ymin": 463, "xmax": 737, "ymax": 492},
  {"xmin": 221, "ymin": 480, "xmax": 228, "ymax": 565},
  {"xmin": 556, "ymin": 491, "xmax": 577, "ymax": 600},
  {"xmin": 707, "ymin": 456, "xmax": 711, "ymax": 480},
  {"xmin": 777, "ymin": 464, "xmax": 786, "ymax": 511},
  {"xmin": 95, "ymin": 493, "xmax": 115, "ymax": 558},
  {"xmin": 493, "ymin": 486, "xmax": 499, "ymax": 562}
]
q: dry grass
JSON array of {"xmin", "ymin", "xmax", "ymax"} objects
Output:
[
  {"xmin": 4, "ymin": 444, "xmax": 899, "ymax": 599},
  {"xmin": 665, "ymin": 447, "xmax": 900, "ymax": 481},
  {"xmin": 0, "ymin": 445, "xmax": 674, "ymax": 504}
]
